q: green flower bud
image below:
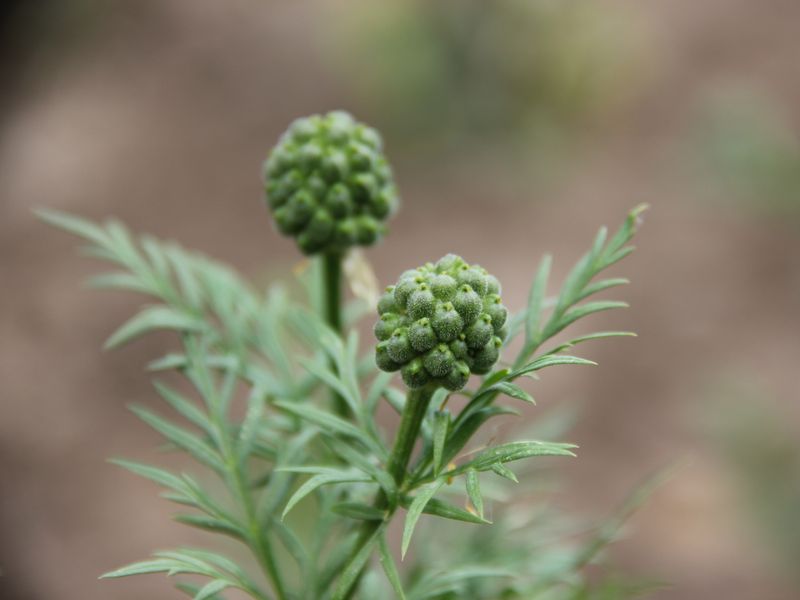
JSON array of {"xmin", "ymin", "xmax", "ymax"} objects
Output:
[
  {"xmin": 456, "ymin": 266, "xmax": 488, "ymax": 296},
  {"xmin": 449, "ymin": 336, "xmax": 469, "ymax": 360},
  {"xmin": 296, "ymin": 234, "xmax": 316, "ymax": 254},
  {"xmin": 465, "ymin": 314, "xmax": 493, "ymax": 350},
  {"xmin": 376, "ymin": 341, "xmax": 401, "ymax": 372},
  {"xmin": 298, "ymin": 142, "xmax": 324, "ymax": 170},
  {"xmin": 401, "ymin": 357, "xmax": 430, "ymax": 389},
  {"xmin": 273, "ymin": 206, "xmax": 295, "ymax": 235},
  {"xmin": 306, "ymin": 174, "xmax": 327, "ymax": 201},
  {"xmin": 436, "ymin": 253, "xmax": 464, "ymax": 272},
  {"xmin": 266, "ymin": 169, "xmax": 303, "ymax": 209},
  {"xmin": 349, "ymin": 143, "xmax": 375, "ymax": 172},
  {"xmin": 486, "ymin": 274, "xmax": 501, "ymax": 295},
  {"xmin": 326, "ymin": 110, "xmax": 355, "ymax": 143},
  {"xmin": 306, "ymin": 209, "xmax": 335, "ymax": 245},
  {"xmin": 356, "ymin": 124, "xmax": 382, "ymax": 149},
  {"xmin": 496, "ymin": 324, "xmax": 509, "ymax": 343},
  {"xmin": 471, "ymin": 337, "xmax": 502, "ymax": 375},
  {"xmin": 373, "ymin": 254, "xmax": 507, "ymax": 391},
  {"xmin": 408, "ymin": 318, "xmax": 437, "ymax": 353},
  {"xmin": 288, "ymin": 117, "xmax": 316, "ymax": 142},
  {"xmin": 423, "ymin": 344, "xmax": 455, "ymax": 378},
  {"xmin": 371, "ymin": 188, "xmax": 394, "ymax": 219},
  {"xmin": 374, "ymin": 313, "xmax": 401, "ymax": 341},
  {"xmin": 377, "ymin": 287, "xmax": 398, "ymax": 315},
  {"xmin": 354, "ymin": 215, "xmax": 382, "ymax": 245},
  {"xmin": 407, "ymin": 285, "xmax": 436, "ymax": 320},
  {"xmin": 430, "ymin": 274, "xmax": 457, "ymax": 300},
  {"xmin": 484, "ymin": 294, "xmax": 508, "ymax": 332},
  {"xmin": 333, "ymin": 219, "xmax": 357, "ymax": 246},
  {"xmin": 431, "ymin": 302, "xmax": 464, "ymax": 342},
  {"xmin": 321, "ymin": 150, "xmax": 349, "ymax": 182},
  {"xmin": 387, "ymin": 328, "xmax": 414, "ymax": 364},
  {"xmin": 324, "ymin": 183, "xmax": 352, "ymax": 217},
  {"xmin": 263, "ymin": 111, "xmax": 398, "ymax": 254},
  {"xmin": 393, "ymin": 277, "xmax": 419, "ymax": 309},
  {"xmin": 443, "ymin": 361, "xmax": 471, "ymax": 391},
  {"xmin": 453, "ymin": 285, "xmax": 482, "ymax": 325},
  {"xmin": 277, "ymin": 190, "xmax": 314, "ymax": 235}
]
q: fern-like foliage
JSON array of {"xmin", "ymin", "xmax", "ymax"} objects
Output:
[{"xmin": 39, "ymin": 205, "xmax": 648, "ymax": 600}]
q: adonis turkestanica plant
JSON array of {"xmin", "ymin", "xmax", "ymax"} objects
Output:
[{"xmin": 40, "ymin": 111, "xmax": 652, "ymax": 600}]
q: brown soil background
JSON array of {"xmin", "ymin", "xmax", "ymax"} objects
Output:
[{"xmin": 1, "ymin": 1, "xmax": 799, "ymax": 599}]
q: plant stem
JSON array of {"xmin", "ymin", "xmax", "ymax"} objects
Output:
[
  {"xmin": 322, "ymin": 252, "xmax": 343, "ymax": 333},
  {"xmin": 337, "ymin": 385, "xmax": 438, "ymax": 599},
  {"xmin": 321, "ymin": 252, "xmax": 349, "ymax": 417},
  {"xmin": 208, "ymin": 379, "xmax": 288, "ymax": 600},
  {"xmin": 385, "ymin": 385, "xmax": 437, "ymax": 489},
  {"xmin": 233, "ymin": 460, "xmax": 288, "ymax": 600}
]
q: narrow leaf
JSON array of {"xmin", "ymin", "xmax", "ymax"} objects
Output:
[
  {"xmin": 274, "ymin": 400, "xmax": 376, "ymax": 451},
  {"xmin": 88, "ymin": 271, "xmax": 153, "ymax": 295},
  {"xmin": 105, "ymin": 306, "xmax": 206, "ymax": 349},
  {"xmin": 510, "ymin": 355, "xmax": 597, "ymax": 379},
  {"xmin": 174, "ymin": 514, "xmax": 245, "ymax": 541},
  {"xmin": 400, "ymin": 494, "xmax": 490, "ymax": 525},
  {"xmin": 545, "ymin": 330, "xmax": 636, "ymax": 355},
  {"xmin": 331, "ymin": 523, "xmax": 384, "ymax": 600},
  {"xmin": 479, "ymin": 368, "xmax": 510, "ymax": 390},
  {"xmin": 148, "ymin": 353, "xmax": 188, "ymax": 371},
  {"xmin": 576, "ymin": 277, "xmax": 630, "ymax": 302},
  {"xmin": 465, "ymin": 469, "xmax": 483, "ymax": 519},
  {"xmin": 432, "ymin": 411, "xmax": 450, "ymax": 477},
  {"xmin": 238, "ymin": 386, "xmax": 265, "ymax": 459},
  {"xmin": 490, "ymin": 463, "xmax": 518, "ymax": 483},
  {"xmin": 282, "ymin": 471, "xmax": 372, "ymax": 519},
  {"xmin": 101, "ymin": 559, "xmax": 182, "ymax": 578},
  {"xmin": 491, "ymin": 381, "xmax": 534, "ymax": 404},
  {"xmin": 440, "ymin": 406, "xmax": 517, "ymax": 470},
  {"xmin": 110, "ymin": 459, "xmax": 187, "ymax": 494},
  {"xmin": 379, "ymin": 533, "xmax": 407, "ymax": 600},
  {"xmin": 36, "ymin": 208, "xmax": 109, "ymax": 247},
  {"xmin": 332, "ymin": 502, "xmax": 387, "ymax": 521},
  {"xmin": 175, "ymin": 582, "xmax": 227, "ymax": 600},
  {"xmin": 402, "ymin": 481, "xmax": 444, "ymax": 558},
  {"xmin": 194, "ymin": 579, "xmax": 229, "ymax": 600},
  {"xmin": 555, "ymin": 300, "xmax": 629, "ymax": 333},
  {"xmin": 154, "ymin": 381, "xmax": 211, "ymax": 434},
  {"xmin": 300, "ymin": 358, "xmax": 360, "ymax": 417},
  {"xmin": 456, "ymin": 440, "xmax": 577, "ymax": 475},
  {"xmin": 270, "ymin": 517, "xmax": 310, "ymax": 573},
  {"xmin": 129, "ymin": 406, "xmax": 225, "ymax": 473}
]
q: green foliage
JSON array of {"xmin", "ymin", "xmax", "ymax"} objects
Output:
[
  {"xmin": 263, "ymin": 111, "xmax": 400, "ymax": 255},
  {"xmin": 40, "ymin": 189, "xmax": 646, "ymax": 599},
  {"xmin": 327, "ymin": 0, "xmax": 640, "ymax": 156}
]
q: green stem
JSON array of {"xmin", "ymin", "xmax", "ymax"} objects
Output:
[
  {"xmin": 322, "ymin": 252, "xmax": 343, "ymax": 333},
  {"xmin": 385, "ymin": 386, "xmax": 437, "ymax": 489},
  {"xmin": 232, "ymin": 460, "xmax": 288, "ymax": 600},
  {"xmin": 321, "ymin": 252, "xmax": 349, "ymax": 417},
  {"xmin": 337, "ymin": 385, "xmax": 438, "ymax": 599},
  {"xmin": 209, "ymin": 389, "xmax": 288, "ymax": 600}
]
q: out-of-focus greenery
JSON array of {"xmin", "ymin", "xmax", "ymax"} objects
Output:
[
  {"xmin": 325, "ymin": 0, "xmax": 644, "ymax": 158},
  {"xmin": 692, "ymin": 92, "xmax": 800, "ymax": 220},
  {"xmin": 712, "ymin": 394, "xmax": 800, "ymax": 587}
]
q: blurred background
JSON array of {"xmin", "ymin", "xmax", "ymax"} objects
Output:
[{"xmin": 1, "ymin": 1, "xmax": 799, "ymax": 598}]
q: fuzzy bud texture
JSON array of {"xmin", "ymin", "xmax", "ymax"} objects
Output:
[
  {"xmin": 374, "ymin": 254, "xmax": 508, "ymax": 391},
  {"xmin": 262, "ymin": 111, "xmax": 399, "ymax": 255}
]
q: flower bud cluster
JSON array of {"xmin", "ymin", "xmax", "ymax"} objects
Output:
[
  {"xmin": 262, "ymin": 111, "xmax": 399, "ymax": 255},
  {"xmin": 374, "ymin": 254, "xmax": 508, "ymax": 390}
]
